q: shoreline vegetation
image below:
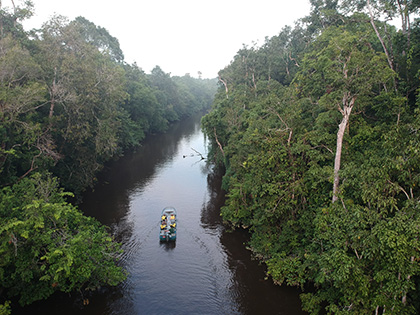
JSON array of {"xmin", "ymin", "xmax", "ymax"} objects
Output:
[
  {"xmin": 0, "ymin": 2, "xmax": 216, "ymax": 313},
  {"xmin": 202, "ymin": 2, "xmax": 420, "ymax": 314}
]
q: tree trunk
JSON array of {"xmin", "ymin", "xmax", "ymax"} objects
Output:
[
  {"xmin": 219, "ymin": 76, "xmax": 228, "ymax": 99},
  {"xmin": 366, "ymin": 0, "xmax": 394, "ymax": 71},
  {"xmin": 213, "ymin": 127, "xmax": 225, "ymax": 157},
  {"xmin": 49, "ymin": 68, "xmax": 57, "ymax": 119},
  {"xmin": 332, "ymin": 96, "xmax": 355, "ymax": 203},
  {"xmin": 10, "ymin": 0, "xmax": 17, "ymax": 28},
  {"xmin": 0, "ymin": 0, "xmax": 3, "ymax": 37}
]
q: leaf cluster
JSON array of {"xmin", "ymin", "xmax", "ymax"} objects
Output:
[{"xmin": 0, "ymin": 173, "xmax": 126, "ymax": 306}]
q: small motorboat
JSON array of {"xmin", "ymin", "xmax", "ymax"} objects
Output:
[{"xmin": 159, "ymin": 207, "xmax": 177, "ymax": 242}]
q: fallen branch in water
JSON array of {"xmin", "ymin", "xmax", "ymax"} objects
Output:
[
  {"xmin": 183, "ymin": 147, "xmax": 205, "ymax": 160},
  {"xmin": 191, "ymin": 147, "xmax": 205, "ymax": 160}
]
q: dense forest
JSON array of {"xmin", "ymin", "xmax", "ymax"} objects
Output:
[
  {"xmin": 0, "ymin": 1, "xmax": 216, "ymax": 313},
  {"xmin": 202, "ymin": 0, "xmax": 420, "ymax": 314}
]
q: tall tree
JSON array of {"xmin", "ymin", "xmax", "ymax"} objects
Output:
[
  {"xmin": 0, "ymin": 34, "xmax": 52, "ymax": 185},
  {"xmin": 33, "ymin": 16, "xmax": 127, "ymax": 192},
  {"xmin": 71, "ymin": 16, "xmax": 124, "ymax": 62},
  {"xmin": 0, "ymin": 0, "xmax": 33, "ymax": 39},
  {"xmin": 295, "ymin": 26, "xmax": 394, "ymax": 202}
]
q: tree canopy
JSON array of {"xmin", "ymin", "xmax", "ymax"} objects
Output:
[{"xmin": 202, "ymin": 2, "xmax": 420, "ymax": 314}]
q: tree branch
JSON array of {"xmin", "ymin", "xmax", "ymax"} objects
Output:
[{"xmin": 213, "ymin": 127, "xmax": 225, "ymax": 157}]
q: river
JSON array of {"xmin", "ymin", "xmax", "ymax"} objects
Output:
[{"xmin": 15, "ymin": 112, "xmax": 306, "ymax": 315}]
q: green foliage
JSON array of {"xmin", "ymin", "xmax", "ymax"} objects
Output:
[
  {"xmin": 203, "ymin": 6, "xmax": 420, "ymax": 314},
  {"xmin": 0, "ymin": 301, "xmax": 11, "ymax": 315},
  {"xmin": 73, "ymin": 16, "xmax": 125, "ymax": 62},
  {"xmin": 0, "ymin": 12, "xmax": 216, "ymax": 193},
  {"xmin": 0, "ymin": 33, "xmax": 49, "ymax": 186},
  {"xmin": 0, "ymin": 174, "xmax": 126, "ymax": 306},
  {"xmin": 0, "ymin": 9, "xmax": 216, "ymax": 309}
]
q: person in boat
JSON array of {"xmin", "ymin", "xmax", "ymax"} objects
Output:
[
  {"xmin": 170, "ymin": 213, "xmax": 175, "ymax": 220},
  {"xmin": 170, "ymin": 222, "xmax": 176, "ymax": 228},
  {"xmin": 161, "ymin": 214, "xmax": 167, "ymax": 228}
]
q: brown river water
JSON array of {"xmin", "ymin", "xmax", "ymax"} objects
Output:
[{"xmin": 15, "ymin": 112, "xmax": 306, "ymax": 315}]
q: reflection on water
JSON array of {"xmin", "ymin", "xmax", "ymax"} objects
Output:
[{"xmin": 14, "ymin": 112, "xmax": 306, "ymax": 315}]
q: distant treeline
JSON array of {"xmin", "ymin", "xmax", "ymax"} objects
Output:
[
  {"xmin": 0, "ymin": 2, "xmax": 216, "ymax": 313},
  {"xmin": 203, "ymin": 1, "xmax": 420, "ymax": 314}
]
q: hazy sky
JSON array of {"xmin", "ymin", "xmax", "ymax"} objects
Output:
[{"xmin": 21, "ymin": 0, "xmax": 311, "ymax": 78}]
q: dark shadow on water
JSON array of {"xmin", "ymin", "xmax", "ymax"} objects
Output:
[{"xmin": 159, "ymin": 241, "xmax": 176, "ymax": 251}]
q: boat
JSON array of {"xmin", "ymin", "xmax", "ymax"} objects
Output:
[{"xmin": 159, "ymin": 207, "xmax": 177, "ymax": 242}]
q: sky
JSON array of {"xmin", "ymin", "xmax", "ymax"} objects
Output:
[{"xmin": 20, "ymin": 0, "xmax": 312, "ymax": 78}]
